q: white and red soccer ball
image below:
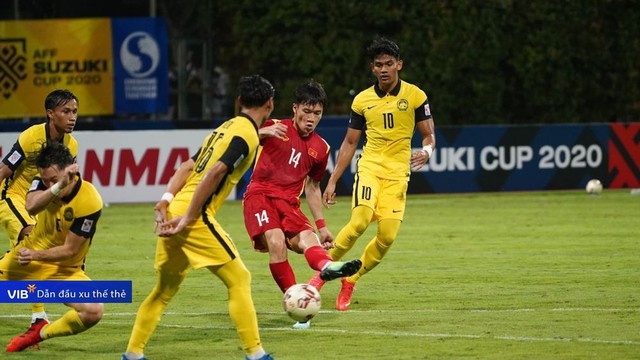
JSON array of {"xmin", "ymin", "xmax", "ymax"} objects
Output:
[{"xmin": 282, "ymin": 284, "xmax": 321, "ymax": 322}]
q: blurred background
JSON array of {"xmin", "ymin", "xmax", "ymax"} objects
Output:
[
  {"xmin": 2, "ymin": 0, "xmax": 639, "ymax": 124},
  {"xmin": 1, "ymin": 0, "xmax": 638, "ymax": 200}
]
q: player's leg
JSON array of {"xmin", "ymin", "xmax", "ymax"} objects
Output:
[
  {"xmin": 353, "ymin": 218, "xmax": 402, "ymax": 281},
  {"xmin": 210, "ymin": 258, "xmax": 271, "ymax": 360},
  {"xmin": 337, "ymin": 179, "xmax": 406, "ymax": 311},
  {"xmin": 42, "ymin": 302, "xmax": 103, "ymax": 338},
  {"xmin": 246, "ymin": 196, "xmax": 297, "ymax": 292},
  {"xmin": 6, "ymin": 269, "xmax": 102, "ymax": 352},
  {"xmin": 0, "ymin": 201, "xmax": 46, "ymax": 325},
  {"xmin": 329, "ymin": 172, "xmax": 380, "ymax": 261},
  {"xmin": 124, "ymin": 238, "xmax": 190, "ymax": 359},
  {"xmin": 293, "ymin": 230, "xmax": 362, "ymax": 282},
  {"xmin": 264, "ymin": 228, "xmax": 297, "ymax": 292},
  {"xmin": 354, "ymin": 177, "xmax": 407, "ymax": 279},
  {"xmin": 329, "ymin": 205, "xmax": 375, "ymax": 260}
]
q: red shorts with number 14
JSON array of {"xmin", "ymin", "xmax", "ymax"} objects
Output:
[{"xmin": 243, "ymin": 193, "xmax": 314, "ymax": 252}]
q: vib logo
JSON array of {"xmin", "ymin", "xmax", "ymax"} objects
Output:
[
  {"xmin": 120, "ymin": 31, "xmax": 160, "ymax": 78},
  {"xmin": 7, "ymin": 284, "xmax": 34, "ymax": 300}
]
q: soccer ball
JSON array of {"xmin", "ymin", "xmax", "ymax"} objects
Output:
[
  {"xmin": 585, "ymin": 179, "xmax": 603, "ymax": 195},
  {"xmin": 282, "ymin": 284, "xmax": 321, "ymax": 322}
]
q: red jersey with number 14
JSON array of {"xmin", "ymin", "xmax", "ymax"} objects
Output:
[{"xmin": 244, "ymin": 119, "xmax": 330, "ymax": 204}]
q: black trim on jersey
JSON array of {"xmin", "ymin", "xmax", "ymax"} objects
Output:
[
  {"xmin": 348, "ymin": 110, "xmax": 365, "ymax": 130},
  {"xmin": 60, "ymin": 175, "xmax": 82, "ymax": 203},
  {"xmin": 30, "ymin": 176, "xmax": 47, "ymax": 192},
  {"xmin": 238, "ymin": 112, "xmax": 259, "ymax": 134},
  {"xmin": 2, "ymin": 142, "xmax": 25, "ymax": 172},
  {"xmin": 4, "ymin": 198, "xmax": 29, "ymax": 229},
  {"xmin": 415, "ymin": 99, "xmax": 432, "ymax": 123},
  {"xmin": 201, "ymin": 209, "xmax": 236, "ymax": 261},
  {"xmin": 191, "ymin": 147, "xmax": 202, "ymax": 162},
  {"xmin": 353, "ymin": 172, "xmax": 361, "ymax": 207},
  {"xmin": 218, "ymin": 136, "xmax": 249, "ymax": 173},
  {"xmin": 374, "ymin": 80, "xmax": 402, "ymax": 98},
  {"xmin": 70, "ymin": 209, "xmax": 101, "ymax": 238},
  {"xmin": 45, "ymin": 119, "xmax": 51, "ymax": 143}
]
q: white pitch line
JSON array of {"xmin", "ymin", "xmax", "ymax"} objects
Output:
[
  {"xmin": 1, "ymin": 307, "xmax": 639, "ymax": 319},
  {"xmin": 96, "ymin": 320, "xmax": 640, "ymax": 346},
  {"xmin": 2, "ymin": 310, "xmax": 638, "ymax": 346}
]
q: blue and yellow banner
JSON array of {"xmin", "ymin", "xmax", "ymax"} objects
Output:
[
  {"xmin": 0, "ymin": 17, "xmax": 167, "ymax": 118},
  {"xmin": 0, "ymin": 280, "xmax": 132, "ymax": 303}
]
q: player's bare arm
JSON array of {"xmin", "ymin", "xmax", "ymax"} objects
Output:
[
  {"xmin": 159, "ymin": 161, "xmax": 228, "ymax": 236},
  {"xmin": 323, "ymin": 127, "xmax": 362, "ymax": 207},
  {"xmin": 410, "ymin": 119, "xmax": 436, "ymax": 171},
  {"xmin": 259, "ymin": 122, "xmax": 287, "ymax": 140},
  {"xmin": 0, "ymin": 162, "xmax": 14, "ymax": 183},
  {"xmin": 305, "ymin": 177, "xmax": 334, "ymax": 247},
  {"xmin": 155, "ymin": 158, "xmax": 195, "ymax": 228},
  {"xmin": 17, "ymin": 232, "xmax": 87, "ymax": 265},
  {"xmin": 25, "ymin": 163, "xmax": 79, "ymax": 216}
]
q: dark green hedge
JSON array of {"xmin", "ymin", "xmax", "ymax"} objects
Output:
[{"xmin": 168, "ymin": 0, "xmax": 640, "ymax": 124}]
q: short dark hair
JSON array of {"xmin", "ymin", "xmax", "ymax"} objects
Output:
[
  {"xmin": 44, "ymin": 89, "xmax": 78, "ymax": 113},
  {"xmin": 36, "ymin": 142, "xmax": 74, "ymax": 170},
  {"xmin": 294, "ymin": 80, "xmax": 327, "ymax": 108},
  {"xmin": 238, "ymin": 75, "xmax": 275, "ymax": 108},
  {"xmin": 366, "ymin": 37, "xmax": 400, "ymax": 61}
]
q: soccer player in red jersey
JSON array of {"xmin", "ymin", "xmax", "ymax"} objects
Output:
[{"xmin": 243, "ymin": 81, "xmax": 361, "ymax": 327}]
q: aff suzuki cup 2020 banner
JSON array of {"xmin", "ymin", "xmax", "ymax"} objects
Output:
[{"xmin": 0, "ymin": 17, "xmax": 168, "ymax": 118}]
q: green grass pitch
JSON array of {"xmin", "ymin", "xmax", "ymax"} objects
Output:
[{"xmin": 1, "ymin": 190, "xmax": 638, "ymax": 359}]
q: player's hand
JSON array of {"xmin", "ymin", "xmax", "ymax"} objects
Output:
[
  {"xmin": 318, "ymin": 227, "xmax": 334, "ymax": 250},
  {"xmin": 322, "ymin": 182, "xmax": 337, "ymax": 208},
  {"xmin": 259, "ymin": 122, "xmax": 287, "ymax": 140},
  {"xmin": 410, "ymin": 149, "xmax": 430, "ymax": 171},
  {"xmin": 157, "ymin": 215, "xmax": 193, "ymax": 237},
  {"xmin": 153, "ymin": 200, "xmax": 169, "ymax": 232},
  {"xmin": 17, "ymin": 247, "xmax": 37, "ymax": 265},
  {"xmin": 59, "ymin": 163, "xmax": 79, "ymax": 189}
]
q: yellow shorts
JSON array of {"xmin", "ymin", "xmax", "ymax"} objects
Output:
[
  {"xmin": 0, "ymin": 249, "xmax": 90, "ymax": 280},
  {"xmin": 352, "ymin": 171, "xmax": 408, "ymax": 221},
  {"xmin": 155, "ymin": 210, "xmax": 240, "ymax": 274},
  {"xmin": 0, "ymin": 197, "xmax": 35, "ymax": 248}
]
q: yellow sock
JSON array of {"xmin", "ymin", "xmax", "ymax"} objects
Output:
[
  {"xmin": 347, "ymin": 219, "xmax": 401, "ymax": 283},
  {"xmin": 212, "ymin": 259, "xmax": 263, "ymax": 355},
  {"xmin": 127, "ymin": 271, "xmax": 184, "ymax": 354},
  {"xmin": 42, "ymin": 309, "xmax": 85, "ymax": 339},
  {"xmin": 330, "ymin": 206, "xmax": 374, "ymax": 260},
  {"xmin": 31, "ymin": 303, "xmax": 45, "ymax": 314}
]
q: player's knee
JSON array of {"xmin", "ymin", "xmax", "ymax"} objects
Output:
[
  {"xmin": 156, "ymin": 270, "xmax": 186, "ymax": 300},
  {"xmin": 350, "ymin": 206, "xmax": 374, "ymax": 233},
  {"xmin": 236, "ymin": 265, "xmax": 251, "ymax": 286},
  {"xmin": 81, "ymin": 303, "xmax": 104, "ymax": 327},
  {"xmin": 349, "ymin": 216, "xmax": 370, "ymax": 234}
]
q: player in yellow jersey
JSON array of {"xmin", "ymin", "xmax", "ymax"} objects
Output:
[
  {"xmin": 122, "ymin": 75, "xmax": 276, "ymax": 360},
  {"xmin": 311, "ymin": 37, "xmax": 436, "ymax": 311},
  {"xmin": 0, "ymin": 89, "xmax": 79, "ymax": 332},
  {"xmin": 1, "ymin": 142, "xmax": 103, "ymax": 352}
]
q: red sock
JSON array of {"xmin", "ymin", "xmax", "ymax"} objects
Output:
[
  {"xmin": 304, "ymin": 245, "xmax": 332, "ymax": 271},
  {"xmin": 269, "ymin": 260, "xmax": 297, "ymax": 293}
]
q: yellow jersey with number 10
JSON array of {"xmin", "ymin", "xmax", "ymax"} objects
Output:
[{"xmin": 350, "ymin": 80, "xmax": 431, "ymax": 180}]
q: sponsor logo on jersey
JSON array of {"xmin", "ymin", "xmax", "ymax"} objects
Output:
[
  {"xmin": 8, "ymin": 151, "xmax": 22, "ymax": 165},
  {"xmin": 424, "ymin": 103, "xmax": 432, "ymax": 116},
  {"xmin": 81, "ymin": 219, "xmax": 94, "ymax": 233}
]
